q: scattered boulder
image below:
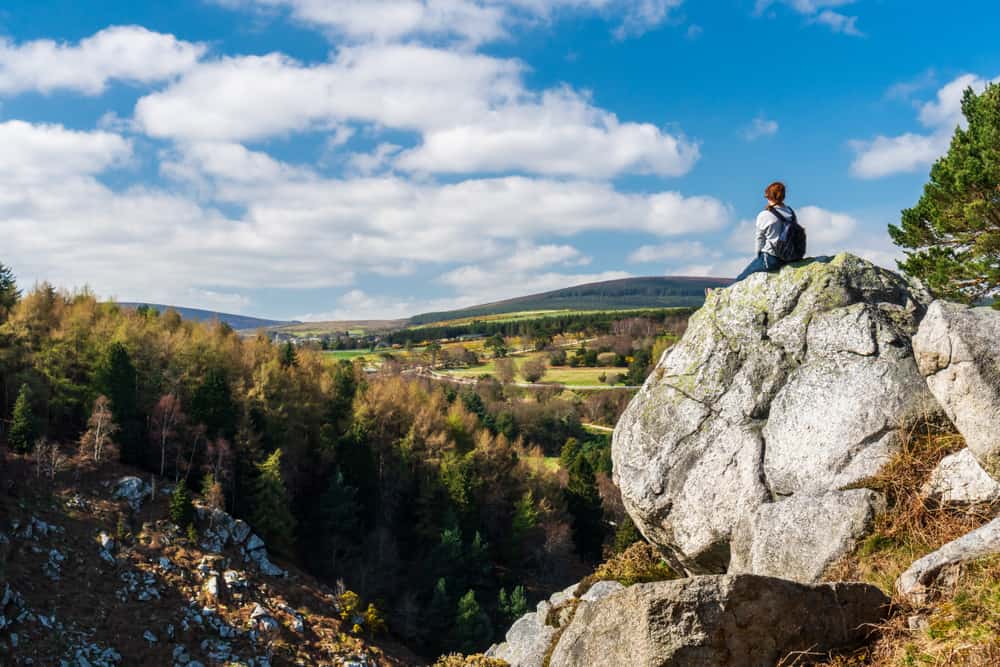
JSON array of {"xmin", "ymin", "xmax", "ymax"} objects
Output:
[
  {"xmin": 922, "ymin": 448, "xmax": 1000, "ymax": 509},
  {"xmin": 112, "ymin": 476, "xmax": 152, "ymax": 512},
  {"xmin": 614, "ymin": 254, "xmax": 937, "ymax": 577},
  {"xmin": 730, "ymin": 489, "xmax": 884, "ymax": 583},
  {"xmin": 896, "ymin": 516, "xmax": 1000, "ymax": 605},
  {"xmin": 488, "ymin": 580, "xmax": 624, "ymax": 667},
  {"xmin": 249, "ymin": 603, "xmax": 280, "ymax": 636},
  {"xmin": 913, "ymin": 301, "xmax": 1000, "ymax": 479},
  {"xmin": 549, "ymin": 575, "xmax": 889, "ymax": 667}
]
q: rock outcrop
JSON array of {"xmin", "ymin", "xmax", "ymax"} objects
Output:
[
  {"xmin": 921, "ymin": 448, "xmax": 1000, "ymax": 509},
  {"xmin": 548, "ymin": 575, "xmax": 889, "ymax": 667},
  {"xmin": 487, "ymin": 581, "xmax": 624, "ymax": 667},
  {"xmin": 896, "ymin": 516, "xmax": 1000, "ymax": 605},
  {"xmin": 613, "ymin": 254, "xmax": 938, "ymax": 577},
  {"xmin": 913, "ymin": 300, "xmax": 1000, "ymax": 479}
]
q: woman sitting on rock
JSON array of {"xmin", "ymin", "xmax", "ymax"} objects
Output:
[{"xmin": 734, "ymin": 181, "xmax": 806, "ymax": 282}]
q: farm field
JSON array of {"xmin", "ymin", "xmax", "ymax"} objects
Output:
[
  {"xmin": 321, "ymin": 349, "xmax": 375, "ymax": 361},
  {"xmin": 439, "ymin": 350, "xmax": 630, "ymax": 387}
]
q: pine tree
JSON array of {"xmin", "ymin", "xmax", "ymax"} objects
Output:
[
  {"xmin": 170, "ymin": 481, "xmax": 194, "ymax": 528},
  {"xmin": 511, "ymin": 490, "xmax": 539, "ymax": 545},
  {"xmin": 191, "ymin": 368, "xmax": 238, "ymax": 440},
  {"xmin": 249, "ymin": 448, "xmax": 297, "ymax": 554},
  {"xmin": 94, "ymin": 342, "xmax": 141, "ymax": 463},
  {"xmin": 279, "ymin": 341, "xmax": 298, "ymax": 368},
  {"xmin": 0, "ymin": 261, "xmax": 20, "ymax": 324},
  {"xmin": 559, "ymin": 437, "xmax": 582, "ymax": 470},
  {"xmin": 313, "ymin": 470, "xmax": 360, "ymax": 575},
  {"xmin": 890, "ymin": 82, "xmax": 1000, "ymax": 305},
  {"xmin": 454, "ymin": 590, "xmax": 493, "ymax": 654},
  {"xmin": 565, "ymin": 455, "xmax": 605, "ymax": 561},
  {"xmin": 427, "ymin": 577, "xmax": 453, "ymax": 649},
  {"xmin": 499, "ymin": 585, "xmax": 529, "ymax": 623},
  {"xmin": 9, "ymin": 383, "xmax": 36, "ymax": 454}
]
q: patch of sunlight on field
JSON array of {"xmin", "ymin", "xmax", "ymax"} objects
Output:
[{"xmin": 322, "ymin": 349, "xmax": 375, "ymax": 361}]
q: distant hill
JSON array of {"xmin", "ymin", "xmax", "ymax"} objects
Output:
[
  {"xmin": 408, "ymin": 276, "xmax": 733, "ymax": 325},
  {"xmin": 118, "ymin": 303, "xmax": 296, "ymax": 331}
]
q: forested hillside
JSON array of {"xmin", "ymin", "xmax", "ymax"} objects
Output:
[{"xmin": 0, "ymin": 268, "xmax": 652, "ymax": 662}]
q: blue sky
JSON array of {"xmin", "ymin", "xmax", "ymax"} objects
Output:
[{"xmin": 1, "ymin": 0, "xmax": 998, "ymax": 321}]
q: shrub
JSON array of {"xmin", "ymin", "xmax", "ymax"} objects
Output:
[
  {"xmin": 432, "ymin": 655, "xmax": 508, "ymax": 667},
  {"xmin": 576, "ymin": 541, "xmax": 677, "ymax": 596}
]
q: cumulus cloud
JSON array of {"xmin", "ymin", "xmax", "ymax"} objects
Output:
[
  {"xmin": 214, "ymin": 0, "xmax": 683, "ymax": 45},
  {"xmin": 755, "ymin": 0, "xmax": 862, "ymax": 35},
  {"xmin": 0, "ymin": 122, "xmax": 728, "ymax": 314},
  {"xmin": 134, "ymin": 45, "xmax": 699, "ymax": 178},
  {"xmin": 628, "ymin": 240, "xmax": 715, "ymax": 264},
  {"xmin": 850, "ymin": 73, "xmax": 999, "ymax": 179},
  {"xmin": 0, "ymin": 26, "xmax": 205, "ymax": 95}
]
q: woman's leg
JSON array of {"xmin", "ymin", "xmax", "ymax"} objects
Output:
[{"xmin": 734, "ymin": 253, "xmax": 767, "ymax": 282}]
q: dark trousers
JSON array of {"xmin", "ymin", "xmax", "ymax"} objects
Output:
[{"xmin": 735, "ymin": 252, "xmax": 784, "ymax": 282}]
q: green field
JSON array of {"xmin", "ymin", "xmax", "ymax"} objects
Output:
[
  {"xmin": 322, "ymin": 349, "xmax": 375, "ymax": 361},
  {"xmin": 522, "ymin": 455, "xmax": 561, "ymax": 473},
  {"xmin": 439, "ymin": 351, "xmax": 630, "ymax": 387}
]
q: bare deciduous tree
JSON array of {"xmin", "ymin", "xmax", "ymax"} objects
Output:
[
  {"xmin": 151, "ymin": 393, "xmax": 185, "ymax": 477},
  {"xmin": 35, "ymin": 438, "xmax": 67, "ymax": 481},
  {"xmin": 80, "ymin": 395, "xmax": 119, "ymax": 463}
]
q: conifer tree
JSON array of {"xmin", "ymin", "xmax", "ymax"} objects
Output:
[
  {"xmin": 95, "ymin": 342, "xmax": 141, "ymax": 462},
  {"xmin": 279, "ymin": 341, "xmax": 298, "ymax": 368},
  {"xmin": 565, "ymin": 454, "xmax": 604, "ymax": 561},
  {"xmin": 314, "ymin": 470, "xmax": 360, "ymax": 575},
  {"xmin": 191, "ymin": 368, "xmax": 238, "ymax": 440},
  {"xmin": 250, "ymin": 448, "xmax": 297, "ymax": 554},
  {"xmin": 612, "ymin": 515, "xmax": 643, "ymax": 554},
  {"xmin": 170, "ymin": 481, "xmax": 194, "ymax": 528},
  {"xmin": 499, "ymin": 585, "xmax": 529, "ymax": 623},
  {"xmin": 511, "ymin": 490, "xmax": 539, "ymax": 545},
  {"xmin": 454, "ymin": 590, "xmax": 493, "ymax": 654},
  {"xmin": 890, "ymin": 82, "xmax": 1000, "ymax": 305},
  {"xmin": 0, "ymin": 261, "xmax": 20, "ymax": 324},
  {"xmin": 9, "ymin": 383, "xmax": 36, "ymax": 453}
]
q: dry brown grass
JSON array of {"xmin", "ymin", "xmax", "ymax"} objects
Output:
[{"xmin": 821, "ymin": 420, "xmax": 1000, "ymax": 666}]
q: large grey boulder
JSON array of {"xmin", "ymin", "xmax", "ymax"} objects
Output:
[
  {"xmin": 613, "ymin": 254, "xmax": 938, "ymax": 576},
  {"xmin": 922, "ymin": 448, "xmax": 1000, "ymax": 509},
  {"xmin": 730, "ymin": 489, "xmax": 884, "ymax": 583},
  {"xmin": 913, "ymin": 301, "xmax": 1000, "ymax": 479},
  {"xmin": 897, "ymin": 516, "xmax": 1000, "ymax": 605},
  {"xmin": 549, "ymin": 575, "xmax": 889, "ymax": 667}
]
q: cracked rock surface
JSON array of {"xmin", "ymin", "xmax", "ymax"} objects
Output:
[
  {"xmin": 613, "ymin": 254, "xmax": 939, "ymax": 578},
  {"xmin": 548, "ymin": 575, "xmax": 889, "ymax": 667},
  {"xmin": 913, "ymin": 300, "xmax": 1000, "ymax": 479}
]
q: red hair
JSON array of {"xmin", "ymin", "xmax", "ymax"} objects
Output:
[{"xmin": 765, "ymin": 181, "xmax": 786, "ymax": 204}]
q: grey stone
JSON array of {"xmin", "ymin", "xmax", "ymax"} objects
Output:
[
  {"xmin": 487, "ymin": 611, "xmax": 557, "ymax": 667},
  {"xmin": 897, "ymin": 516, "xmax": 1000, "ymax": 605},
  {"xmin": 613, "ymin": 254, "xmax": 937, "ymax": 576},
  {"xmin": 730, "ymin": 490, "xmax": 884, "ymax": 583},
  {"xmin": 922, "ymin": 448, "xmax": 1000, "ymax": 508},
  {"xmin": 579, "ymin": 580, "xmax": 625, "ymax": 603},
  {"xmin": 549, "ymin": 575, "xmax": 889, "ymax": 667},
  {"xmin": 913, "ymin": 301, "xmax": 1000, "ymax": 478},
  {"xmin": 112, "ymin": 477, "xmax": 151, "ymax": 512}
]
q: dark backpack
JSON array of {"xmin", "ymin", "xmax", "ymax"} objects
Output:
[{"xmin": 769, "ymin": 206, "xmax": 807, "ymax": 262}]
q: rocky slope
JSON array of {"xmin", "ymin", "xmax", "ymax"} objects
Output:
[
  {"xmin": 491, "ymin": 255, "xmax": 1000, "ymax": 666},
  {"xmin": 0, "ymin": 456, "xmax": 419, "ymax": 666}
]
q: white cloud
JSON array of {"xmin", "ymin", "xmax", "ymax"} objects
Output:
[
  {"xmin": 743, "ymin": 115, "xmax": 779, "ymax": 141},
  {"xmin": 135, "ymin": 44, "xmax": 699, "ymax": 178},
  {"xmin": 0, "ymin": 120, "xmax": 132, "ymax": 184},
  {"xmin": 755, "ymin": 0, "xmax": 862, "ymax": 36},
  {"xmin": 0, "ymin": 26, "xmax": 205, "ymax": 95},
  {"xmin": 215, "ymin": 0, "xmax": 683, "ymax": 45},
  {"xmin": 1, "ymin": 122, "xmax": 728, "ymax": 314},
  {"xmin": 850, "ymin": 73, "xmax": 999, "ymax": 179}
]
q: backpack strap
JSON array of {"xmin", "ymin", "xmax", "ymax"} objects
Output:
[{"xmin": 769, "ymin": 205, "xmax": 797, "ymax": 224}]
